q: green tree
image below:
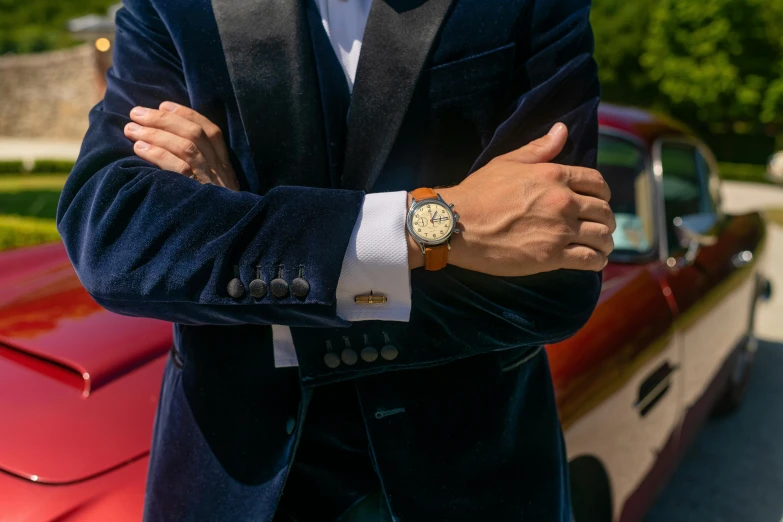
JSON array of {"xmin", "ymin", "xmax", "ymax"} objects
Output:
[
  {"xmin": 590, "ymin": 0, "xmax": 660, "ymax": 109},
  {"xmin": 641, "ymin": 0, "xmax": 783, "ymax": 142}
]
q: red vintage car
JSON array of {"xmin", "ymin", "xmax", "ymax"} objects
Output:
[{"xmin": 0, "ymin": 104, "xmax": 770, "ymax": 522}]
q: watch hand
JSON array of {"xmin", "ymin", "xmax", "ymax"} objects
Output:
[{"xmin": 431, "ymin": 210, "xmax": 438, "ymax": 224}]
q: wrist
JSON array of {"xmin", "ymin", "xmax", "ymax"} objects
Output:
[{"xmin": 433, "ymin": 186, "xmax": 466, "ymax": 268}]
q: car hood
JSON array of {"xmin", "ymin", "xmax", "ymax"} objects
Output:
[{"xmin": 0, "ymin": 243, "xmax": 172, "ymax": 484}]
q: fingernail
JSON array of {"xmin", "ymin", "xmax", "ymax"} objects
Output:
[
  {"xmin": 126, "ymin": 122, "xmax": 141, "ymax": 133},
  {"xmin": 548, "ymin": 122, "xmax": 565, "ymax": 137},
  {"xmin": 160, "ymin": 102, "xmax": 178, "ymax": 112},
  {"xmin": 131, "ymin": 106, "xmax": 149, "ymax": 116},
  {"xmin": 135, "ymin": 140, "xmax": 150, "ymax": 150}
]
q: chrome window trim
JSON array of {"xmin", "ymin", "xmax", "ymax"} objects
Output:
[
  {"xmin": 651, "ymin": 135, "xmax": 723, "ymax": 264},
  {"xmin": 598, "ymin": 127, "xmax": 660, "ymax": 264}
]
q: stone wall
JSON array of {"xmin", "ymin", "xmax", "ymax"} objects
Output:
[{"xmin": 0, "ymin": 44, "xmax": 104, "ymax": 140}]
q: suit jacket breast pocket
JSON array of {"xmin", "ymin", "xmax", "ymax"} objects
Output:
[{"xmin": 424, "ymin": 42, "xmax": 517, "ymax": 109}]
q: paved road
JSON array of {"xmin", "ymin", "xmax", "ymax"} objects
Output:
[{"xmin": 647, "ymin": 181, "xmax": 783, "ymax": 522}]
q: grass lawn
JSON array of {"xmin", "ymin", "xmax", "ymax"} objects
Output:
[{"xmin": 0, "ymin": 173, "xmax": 67, "ymax": 251}]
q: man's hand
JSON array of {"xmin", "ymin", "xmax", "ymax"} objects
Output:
[
  {"xmin": 412, "ymin": 123, "xmax": 615, "ymax": 275},
  {"xmin": 124, "ymin": 101, "xmax": 240, "ymax": 191}
]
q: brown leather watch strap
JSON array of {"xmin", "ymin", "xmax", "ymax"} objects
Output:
[
  {"xmin": 424, "ymin": 245, "xmax": 448, "ymax": 271},
  {"xmin": 410, "ymin": 187, "xmax": 438, "ymax": 200}
]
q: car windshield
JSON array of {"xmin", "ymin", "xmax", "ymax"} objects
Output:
[{"xmin": 597, "ymin": 133, "xmax": 655, "ymax": 258}]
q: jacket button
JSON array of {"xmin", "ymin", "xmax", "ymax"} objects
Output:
[
  {"xmin": 324, "ymin": 352, "xmax": 341, "ymax": 368},
  {"xmin": 227, "ymin": 278, "xmax": 245, "ymax": 299},
  {"xmin": 291, "ymin": 277, "xmax": 310, "ymax": 298},
  {"xmin": 361, "ymin": 346, "xmax": 379, "ymax": 362},
  {"xmin": 270, "ymin": 278, "xmax": 289, "ymax": 298},
  {"xmin": 341, "ymin": 349, "xmax": 358, "ymax": 366},
  {"xmin": 227, "ymin": 265, "xmax": 245, "ymax": 298},
  {"xmin": 249, "ymin": 266, "xmax": 267, "ymax": 298},
  {"xmin": 249, "ymin": 279, "xmax": 267, "ymax": 298},
  {"xmin": 381, "ymin": 344, "xmax": 398, "ymax": 361}
]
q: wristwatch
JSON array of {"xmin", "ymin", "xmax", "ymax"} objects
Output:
[{"xmin": 406, "ymin": 187, "xmax": 460, "ymax": 271}]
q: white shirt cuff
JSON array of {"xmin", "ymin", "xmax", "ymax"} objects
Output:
[{"xmin": 335, "ymin": 190, "xmax": 412, "ymax": 322}]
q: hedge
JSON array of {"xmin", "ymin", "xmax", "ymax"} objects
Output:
[
  {"xmin": 30, "ymin": 159, "xmax": 75, "ymax": 173},
  {"xmin": 717, "ymin": 162, "xmax": 770, "ymax": 184},
  {"xmin": 0, "ymin": 159, "xmax": 75, "ymax": 175},
  {"xmin": 0, "ymin": 161, "xmax": 25, "ymax": 174},
  {"xmin": 0, "ymin": 216, "xmax": 60, "ymax": 252}
]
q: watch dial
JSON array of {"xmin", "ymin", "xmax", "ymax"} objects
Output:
[{"xmin": 411, "ymin": 201, "xmax": 452, "ymax": 242}]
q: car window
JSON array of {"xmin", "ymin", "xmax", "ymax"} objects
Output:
[
  {"xmin": 597, "ymin": 134, "xmax": 654, "ymax": 257},
  {"xmin": 695, "ymin": 148, "xmax": 720, "ymax": 213},
  {"xmin": 660, "ymin": 142, "xmax": 714, "ymax": 254}
]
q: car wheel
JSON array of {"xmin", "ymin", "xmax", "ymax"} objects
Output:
[
  {"xmin": 714, "ymin": 274, "xmax": 766, "ymax": 416},
  {"xmin": 570, "ymin": 456, "xmax": 613, "ymax": 522},
  {"xmin": 713, "ymin": 332, "xmax": 757, "ymax": 416}
]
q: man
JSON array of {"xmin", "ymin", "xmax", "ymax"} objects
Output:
[{"xmin": 57, "ymin": 0, "xmax": 613, "ymax": 520}]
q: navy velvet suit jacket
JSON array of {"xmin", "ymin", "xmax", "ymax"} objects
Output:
[{"xmin": 57, "ymin": 0, "xmax": 601, "ymax": 519}]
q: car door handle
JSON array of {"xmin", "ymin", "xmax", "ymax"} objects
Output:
[{"xmin": 635, "ymin": 361, "xmax": 679, "ymax": 417}]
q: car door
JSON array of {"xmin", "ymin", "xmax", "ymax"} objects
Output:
[
  {"xmin": 558, "ymin": 132, "xmax": 681, "ymax": 520},
  {"xmin": 655, "ymin": 138, "xmax": 758, "ymax": 419}
]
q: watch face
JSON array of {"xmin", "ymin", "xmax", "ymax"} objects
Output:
[{"xmin": 408, "ymin": 199, "xmax": 454, "ymax": 244}]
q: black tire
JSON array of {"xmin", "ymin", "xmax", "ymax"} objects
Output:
[
  {"xmin": 570, "ymin": 456, "xmax": 613, "ymax": 522},
  {"xmin": 713, "ymin": 273, "xmax": 764, "ymax": 416},
  {"xmin": 712, "ymin": 333, "xmax": 756, "ymax": 416}
]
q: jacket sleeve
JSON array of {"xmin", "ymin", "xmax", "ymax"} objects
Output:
[
  {"xmin": 295, "ymin": 0, "xmax": 603, "ymax": 385},
  {"xmin": 56, "ymin": 0, "xmax": 364, "ymax": 328},
  {"xmin": 409, "ymin": 0, "xmax": 603, "ymax": 351}
]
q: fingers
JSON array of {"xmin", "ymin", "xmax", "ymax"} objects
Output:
[
  {"xmin": 158, "ymin": 102, "xmax": 233, "ymax": 168},
  {"xmin": 575, "ymin": 194, "xmax": 617, "ymax": 232},
  {"xmin": 133, "ymin": 141, "xmax": 194, "ymax": 177},
  {"xmin": 559, "ymin": 244, "xmax": 608, "ymax": 272},
  {"xmin": 124, "ymin": 122, "xmax": 211, "ymax": 175},
  {"xmin": 573, "ymin": 220, "xmax": 614, "ymax": 256},
  {"xmin": 130, "ymin": 106, "xmax": 222, "ymax": 172},
  {"xmin": 564, "ymin": 166, "xmax": 611, "ymax": 202},
  {"xmin": 504, "ymin": 123, "xmax": 568, "ymax": 164}
]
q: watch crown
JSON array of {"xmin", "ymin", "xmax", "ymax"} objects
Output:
[
  {"xmin": 449, "ymin": 203, "xmax": 455, "ymax": 208},
  {"xmin": 454, "ymin": 212, "xmax": 460, "ymax": 221}
]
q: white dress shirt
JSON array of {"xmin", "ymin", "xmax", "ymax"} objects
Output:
[{"xmin": 272, "ymin": 0, "xmax": 411, "ymax": 367}]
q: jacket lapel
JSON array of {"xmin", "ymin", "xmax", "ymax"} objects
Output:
[
  {"xmin": 211, "ymin": 0, "xmax": 330, "ymax": 191},
  {"xmin": 341, "ymin": 0, "xmax": 456, "ymax": 191}
]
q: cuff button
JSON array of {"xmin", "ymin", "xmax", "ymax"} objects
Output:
[
  {"xmin": 291, "ymin": 277, "xmax": 310, "ymax": 298},
  {"xmin": 249, "ymin": 266, "xmax": 267, "ymax": 298},
  {"xmin": 381, "ymin": 344, "xmax": 399, "ymax": 361},
  {"xmin": 227, "ymin": 278, "xmax": 245, "ymax": 299},
  {"xmin": 227, "ymin": 266, "xmax": 245, "ymax": 298},
  {"xmin": 324, "ymin": 352, "xmax": 341, "ymax": 369},
  {"xmin": 361, "ymin": 347, "xmax": 379, "ymax": 363},
  {"xmin": 380, "ymin": 332, "xmax": 398, "ymax": 361},
  {"xmin": 341, "ymin": 349, "xmax": 358, "ymax": 365},
  {"xmin": 249, "ymin": 279, "xmax": 267, "ymax": 298},
  {"xmin": 270, "ymin": 278, "xmax": 289, "ymax": 298}
]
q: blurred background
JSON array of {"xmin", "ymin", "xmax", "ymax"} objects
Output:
[
  {"xmin": 1, "ymin": 0, "xmax": 782, "ymax": 246},
  {"xmin": 0, "ymin": 1, "xmax": 782, "ymax": 521}
]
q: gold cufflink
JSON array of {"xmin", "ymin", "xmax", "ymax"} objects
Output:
[{"xmin": 354, "ymin": 291, "xmax": 387, "ymax": 304}]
